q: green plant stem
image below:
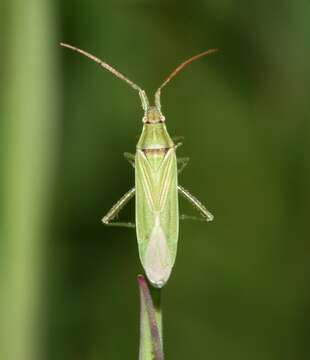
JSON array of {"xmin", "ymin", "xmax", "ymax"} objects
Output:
[
  {"xmin": 138, "ymin": 275, "xmax": 164, "ymax": 360},
  {"xmin": 0, "ymin": 1, "xmax": 58, "ymax": 359}
]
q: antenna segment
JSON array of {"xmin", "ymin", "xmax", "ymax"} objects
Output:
[
  {"xmin": 154, "ymin": 49, "xmax": 218, "ymax": 110},
  {"xmin": 60, "ymin": 42, "xmax": 149, "ymax": 111}
]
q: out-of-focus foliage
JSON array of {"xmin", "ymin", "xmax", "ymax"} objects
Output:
[
  {"xmin": 1, "ymin": 1, "xmax": 59, "ymax": 360},
  {"xmin": 1, "ymin": 0, "xmax": 310, "ymax": 359}
]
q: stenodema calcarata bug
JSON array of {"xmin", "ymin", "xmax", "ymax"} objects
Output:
[{"xmin": 61, "ymin": 43, "xmax": 216, "ymax": 288}]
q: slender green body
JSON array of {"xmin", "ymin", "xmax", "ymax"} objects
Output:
[
  {"xmin": 136, "ymin": 108, "xmax": 178, "ymax": 287},
  {"xmin": 60, "ymin": 42, "xmax": 216, "ymax": 288}
]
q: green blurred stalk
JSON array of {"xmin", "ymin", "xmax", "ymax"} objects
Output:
[
  {"xmin": 138, "ymin": 275, "xmax": 164, "ymax": 360},
  {"xmin": 0, "ymin": 1, "xmax": 58, "ymax": 360}
]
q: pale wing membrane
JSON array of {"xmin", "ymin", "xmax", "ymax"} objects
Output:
[{"xmin": 144, "ymin": 216, "xmax": 172, "ymax": 288}]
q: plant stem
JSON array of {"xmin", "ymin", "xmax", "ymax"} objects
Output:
[
  {"xmin": 138, "ymin": 275, "xmax": 164, "ymax": 360},
  {"xmin": 0, "ymin": 1, "xmax": 58, "ymax": 359}
]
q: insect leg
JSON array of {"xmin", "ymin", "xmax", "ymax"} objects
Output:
[
  {"xmin": 177, "ymin": 157, "xmax": 190, "ymax": 174},
  {"xmin": 102, "ymin": 188, "xmax": 136, "ymax": 228},
  {"xmin": 178, "ymin": 185, "xmax": 214, "ymax": 222},
  {"xmin": 174, "ymin": 142, "xmax": 183, "ymax": 151},
  {"xmin": 172, "ymin": 136, "xmax": 184, "ymax": 142},
  {"xmin": 179, "ymin": 215, "xmax": 206, "ymax": 221},
  {"xmin": 124, "ymin": 152, "xmax": 135, "ymax": 168}
]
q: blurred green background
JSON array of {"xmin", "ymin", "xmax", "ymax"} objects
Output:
[{"xmin": 1, "ymin": 0, "xmax": 310, "ymax": 359}]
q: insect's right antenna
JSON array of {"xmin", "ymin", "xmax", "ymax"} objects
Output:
[
  {"xmin": 154, "ymin": 48, "xmax": 218, "ymax": 112},
  {"xmin": 60, "ymin": 43, "xmax": 149, "ymax": 112}
]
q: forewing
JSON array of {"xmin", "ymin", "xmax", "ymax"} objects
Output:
[{"xmin": 135, "ymin": 149, "xmax": 179, "ymax": 287}]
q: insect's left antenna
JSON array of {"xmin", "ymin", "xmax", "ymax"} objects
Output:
[
  {"xmin": 154, "ymin": 48, "xmax": 218, "ymax": 111},
  {"xmin": 60, "ymin": 43, "xmax": 149, "ymax": 112}
]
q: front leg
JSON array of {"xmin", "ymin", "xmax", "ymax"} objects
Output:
[
  {"xmin": 177, "ymin": 157, "xmax": 190, "ymax": 174},
  {"xmin": 174, "ymin": 142, "xmax": 183, "ymax": 151},
  {"xmin": 124, "ymin": 152, "xmax": 135, "ymax": 168},
  {"xmin": 102, "ymin": 187, "xmax": 136, "ymax": 228}
]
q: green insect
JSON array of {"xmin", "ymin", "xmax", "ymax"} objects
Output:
[{"xmin": 61, "ymin": 43, "xmax": 216, "ymax": 288}]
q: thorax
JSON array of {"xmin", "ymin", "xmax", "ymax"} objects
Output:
[
  {"xmin": 137, "ymin": 123, "xmax": 174, "ymax": 151},
  {"xmin": 136, "ymin": 123, "xmax": 175, "ymax": 173}
]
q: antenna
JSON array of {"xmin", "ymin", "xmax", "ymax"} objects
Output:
[
  {"xmin": 60, "ymin": 43, "xmax": 149, "ymax": 111},
  {"xmin": 154, "ymin": 49, "xmax": 218, "ymax": 110}
]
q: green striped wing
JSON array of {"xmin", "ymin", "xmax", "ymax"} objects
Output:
[{"xmin": 135, "ymin": 148, "xmax": 179, "ymax": 287}]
